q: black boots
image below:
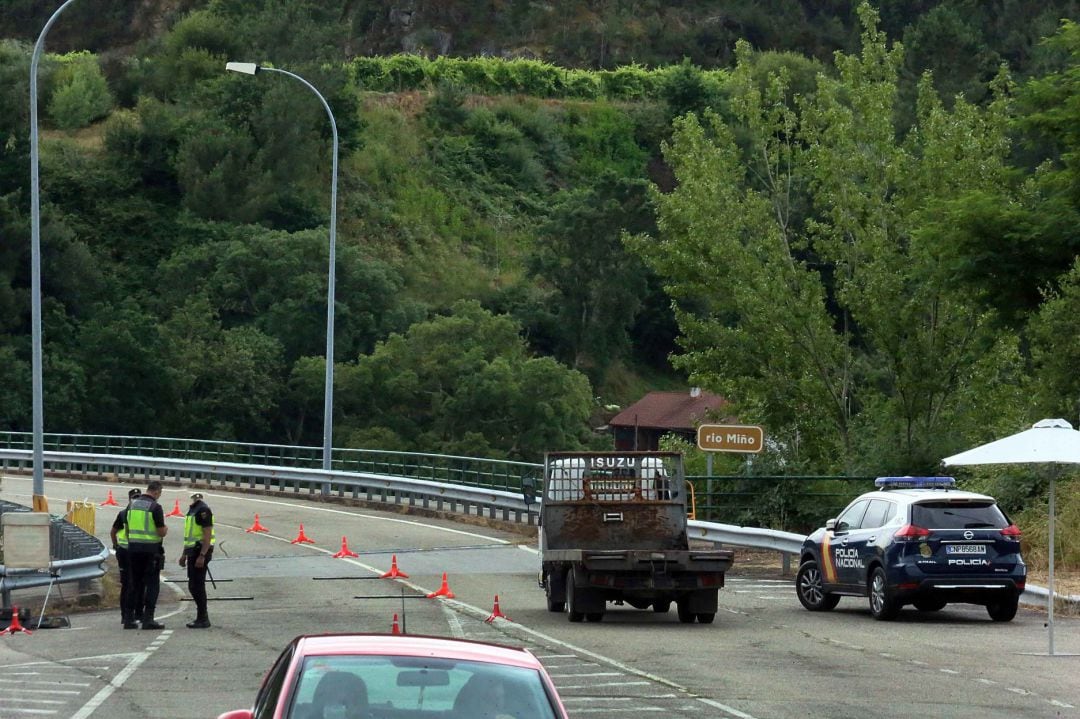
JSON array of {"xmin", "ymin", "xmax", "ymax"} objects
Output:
[
  {"xmin": 186, "ymin": 616, "xmax": 211, "ymax": 629},
  {"xmin": 141, "ymin": 614, "xmax": 164, "ymax": 630}
]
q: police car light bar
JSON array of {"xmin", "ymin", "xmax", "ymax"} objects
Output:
[{"xmin": 875, "ymin": 476, "xmax": 956, "ymax": 489}]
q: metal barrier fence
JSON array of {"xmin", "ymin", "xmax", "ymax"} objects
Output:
[
  {"xmin": 0, "ymin": 432, "xmax": 875, "ymax": 532},
  {"xmin": 0, "ymin": 432, "xmax": 542, "ymax": 493},
  {"xmin": 0, "ymin": 499, "xmax": 109, "ymax": 607}
]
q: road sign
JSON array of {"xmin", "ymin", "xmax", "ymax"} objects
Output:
[{"xmin": 697, "ymin": 424, "xmax": 764, "ymax": 453}]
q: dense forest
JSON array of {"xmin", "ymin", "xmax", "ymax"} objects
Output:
[{"xmin": 1, "ymin": 0, "xmax": 1080, "ymax": 503}]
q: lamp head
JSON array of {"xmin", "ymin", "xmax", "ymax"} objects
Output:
[{"xmin": 226, "ymin": 62, "xmax": 259, "ymax": 75}]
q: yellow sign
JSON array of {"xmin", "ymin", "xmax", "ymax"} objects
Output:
[{"xmin": 697, "ymin": 424, "xmax": 764, "ymax": 453}]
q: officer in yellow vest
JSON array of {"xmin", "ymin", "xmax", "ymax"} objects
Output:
[
  {"xmin": 125, "ymin": 480, "xmax": 168, "ymax": 630},
  {"xmin": 109, "ymin": 488, "xmax": 142, "ymax": 628},
  {"xmin": 179, "ymin": 492, "xmax": 215, "ymax": 628}
]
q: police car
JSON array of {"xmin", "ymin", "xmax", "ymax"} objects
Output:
[{"xmin": 795, "ymin": 476, "xmax": 1026, "ymax": 621}]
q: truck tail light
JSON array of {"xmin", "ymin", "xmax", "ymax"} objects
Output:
[{"xmin": 893, "ymin": 524, "xmax": 930, "ymax": 541}]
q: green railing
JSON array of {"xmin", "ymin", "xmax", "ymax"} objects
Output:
[{"xmin": 0, "ymin": 432, "xmax": 875, "ymax": 533}]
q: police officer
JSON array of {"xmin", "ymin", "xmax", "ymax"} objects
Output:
[
  {"xmin": 179, "ymin": 491, "xmax": 214, "ymax": 629},
  {"xmin": 125, "ymin": 480, "xmax": 168, "ymax": 630},
  {"xmin": 109, "ymin": 488, "xmax": 142, "ymax": 628}
]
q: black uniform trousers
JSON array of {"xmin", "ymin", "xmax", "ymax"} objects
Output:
[
  {"xmin": 185, "ymin": 545, "xmax": 212, "ymax": 620},
  {"xmin": 116, "ymin": 546, "xmax": 132, "ymax": 622},
  {"xmin": 127, "ymin": 547, "xmax": 163, "ymax": 621}
]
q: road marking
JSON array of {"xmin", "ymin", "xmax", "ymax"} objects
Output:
[
  {"xmin": 69, "ymin": 632, "xmax": 174, "ymax": 719},
  {"xmin": 557, "ymin": 681, "xmax": 650, "ymax": 690},
  {"xmin": 548, "ymin": 672, "xmax": 623, "ymax": 678}
]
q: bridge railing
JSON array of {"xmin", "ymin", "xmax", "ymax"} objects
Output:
[{"xmin": 0, "ymin": 431, "xmax": 543, "ymax": 493}]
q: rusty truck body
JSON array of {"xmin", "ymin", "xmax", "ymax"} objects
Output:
[{"xmin": 538, "ymin": 451, "xmax": 734, "ymax": 623}]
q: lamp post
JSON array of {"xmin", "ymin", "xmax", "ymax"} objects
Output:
[
  {"xmin": 28, "ymin": 0, "xmax": 81, "ymax": 512},
  {"xmin": 226, "ymin": 62, "xmax": 338, "ymax": 475}
]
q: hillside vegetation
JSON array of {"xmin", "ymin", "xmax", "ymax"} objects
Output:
[{"xmin": 2, "ymin": 3, "xmax": 1080, "ymax": 565}]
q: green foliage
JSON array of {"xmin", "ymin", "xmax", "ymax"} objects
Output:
[
  {"xmin": 631, "ymin": 4, "xmax": 1026, "ymax": 475},
  {"xmin": 348, "ymin": 54, "xmax": 727, "ymax": 102},
  {"xmin": 46, "ymin": 52, "xmax": 113, "ymax": 130},
  {"xmin": 337, "ymin": 301, "xmax": 593, "ymax": 460}
]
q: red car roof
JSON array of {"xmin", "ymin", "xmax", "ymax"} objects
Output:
[{"xmin": 293, "ymin": 634, "xmax": 543, "ymax": 670}]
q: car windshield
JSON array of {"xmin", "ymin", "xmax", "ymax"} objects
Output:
[
  {"xmin": 287, "ymin": 654, "xmax": 558, "ymax": 719},
  {"xmin": 910, "ymin": 501, "xmax": 1009, "ymax": 529}
]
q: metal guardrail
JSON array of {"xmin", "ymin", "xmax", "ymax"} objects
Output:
[
  {"xmin": 0, "ymin": 431, "xmax": 542, "ymax": 493},
  {"xmin": 0, "ymin": 499, "xmax": 109, "ymax": 606},
  {"xmin": 2, "ymin": 444, "xmax": 1073, "ymax": 609}
]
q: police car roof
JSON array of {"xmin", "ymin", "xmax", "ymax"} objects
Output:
[{"xmin": 868, "ymin": 487, "xmax": 995, "ymax": 503}]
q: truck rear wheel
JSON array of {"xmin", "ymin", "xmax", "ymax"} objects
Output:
[
  {"xmin": 566, "ymin": 572, "xmax": 585, "ymax": 622},
  {"xmin": 653, "ymin": 600, "xmax": 671, "ymax": 614},
  {"xmin": 545, "ymin": 569, "xmax": 565, "ymax": 613},
  {"xmin": 696, "ymin": 613, "xmax": 715, "ymax": 624},
  {"xmin": 677, "ymin": 598, "xmax": 696, "ymax": 623}
]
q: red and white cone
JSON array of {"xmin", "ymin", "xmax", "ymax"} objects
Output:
[
  {"xmin": 166, "ymin": 499, "xmax": 183, "ymax": 518},
  {"xmin": 245, "ymin": 514, "xmax": 269, "ymax": 533},
  {"xmin": 99, "ymin": 490, "xmax": 119, "ymax": 507},
  {"xmin": 0, "ymin": 606, "xmax": 32, "ymax": 636},
  {"xmin": 391, "ymin": 613, "xmax": 401, "ymax": 635},
  {"xmin": 426, "ymin": 572, "xmax": 455, "ymax": 599},
  {"xmin": 332, "ymin": 536, "xmax": 359, "ymax": 558},
  {"xmin": 290, "ymin": 524, "xmax": 315, "ymax": 545},
  {"xmin": 380, "ymin": 555, "xmax": 409, "ymax": 579},
  {"xmin": 485, "ymin": 594, "xmax": 511, "ymax": 623}
]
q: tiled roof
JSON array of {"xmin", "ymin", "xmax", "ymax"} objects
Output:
[{"xmin": 608, "ymin": 391, "xmax": 730, "ymax": 431}]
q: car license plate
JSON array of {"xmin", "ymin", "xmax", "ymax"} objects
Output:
[{"xmin": 946, "ymin": 544, "xmax": 986, "ymax": 555}]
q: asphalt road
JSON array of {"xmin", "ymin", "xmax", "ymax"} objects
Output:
[{"xmin": 1, "ymin": 475, "xmax": 1078, "ymax": 719}]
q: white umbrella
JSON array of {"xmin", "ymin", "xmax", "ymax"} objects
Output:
[{"xmin": 943, "ymin": 418, "xmax": 1080, "ymax": 655}]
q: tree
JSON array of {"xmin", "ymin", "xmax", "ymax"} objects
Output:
[
  {"xmin": 46, "ymin": 52, "xmax": 113, "ymax": 130},
  {"xmin": 337, "ymin": 301, "xmax": 592, "ymax": 460},
  {"xmin": 629, "ymin": 3, "xmax": 1025, "ymax": 474}
]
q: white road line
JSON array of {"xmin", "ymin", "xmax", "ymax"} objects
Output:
[
  {"xmin": 560, "ymin": 697, "xmax": 635, "ymax": 702},
  {"xmin": 440, "ymin": 603, "xmax": 465, "ymax": 639},
  {"xmin": 0, "ymin": 680, "xmax": 91, "ymax": 687},
  {"xmin": 548, "ymin": 672, "xmax": 623, "ymax": 678},
  {"xmin": 571, "ymin": 708, "xmax": 667, "ymax": 713},
  {"xmin": 557, "ymin": 682, "xmax": 650, "ymax": 690},
  {"xmin": 0, "ymin": 708, "xmax": 58, "ymax": 715},
  {"xmin": 12, "ymin": 476, "xmax": 512, "ymax": 546},
  {"xmin": 69, "ymin": 631, "xmax": 174, "ymax": 719},
  {"xmin": 4, "ymin": 699, "xmax": 67, "ymax": 705},
  {"xmin": 6, "ymin": 690, "xmax": 82, "ymax": 696}
]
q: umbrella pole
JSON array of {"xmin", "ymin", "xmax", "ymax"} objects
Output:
[{"xmin": 1049, "ymin": 475, "xmax": 1055, "ymax": 656}]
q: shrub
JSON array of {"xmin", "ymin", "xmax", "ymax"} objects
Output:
[{"xmin": 47, "ymin": 52, "xmax": 113, "ymax": 130}]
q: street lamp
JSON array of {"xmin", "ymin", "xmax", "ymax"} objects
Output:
[
  {"xmin": 226, "ymin": 62, "xmax": 339, "ymax": 475},
  {"xmin": 28, "ymin": 0, "xmax": 82, "ymax": 512}
]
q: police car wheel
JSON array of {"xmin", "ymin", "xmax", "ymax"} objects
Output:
[
  {"xmin": 986, "ymin": 595, "xmax": 1018, "ymax": 622},
  {"xmin": 796, "ymin": 560, "xmax": 840, "ymax": 611},
  {"xmin": 913, "ymin": 598, "xmax": 946, "ymax": 612},
  {"xmin": 868, "ymin": 567, "xmax": 900, "ymax": 620}
]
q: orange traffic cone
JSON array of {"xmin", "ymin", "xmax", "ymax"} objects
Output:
[
  {"xmin": 391, "ymin": 613, "xmax": 401, "ymax": 635},
  {"xmin": 380, "ymin": 555, "xmax": 409, "ymax": 579},
  {"xmin": 245, "ymin": 514, "xmax": 269, "ymax": 533},
  {"xmin": 100, "ymin": 490, "xmax": 119, "ymax": 507},
  {"xmin": 426, "ymin": 572, "xmax": 455, "ymax": 599},
  {"xmin": 332, "ymin": 536, "xmax": 359, "ymax": 558},
  {"xmin": 166, "ymin": 499, "xmax": 183, "ymax": 518},
  {"xmin": 485, "ymin": 594, "xmax": 511, "ymax": 623},
  {"xmin": 290, "ymin": 524, "xmax": 315, "ymax": 545},
  {"xmin": 0, "ymin": 606, "xmax": 32, "ymax": 636}
]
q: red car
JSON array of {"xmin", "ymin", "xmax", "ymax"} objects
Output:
[{"xmin": 217, "ymin": 633, "xmax": 569, "ymax": 719}]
